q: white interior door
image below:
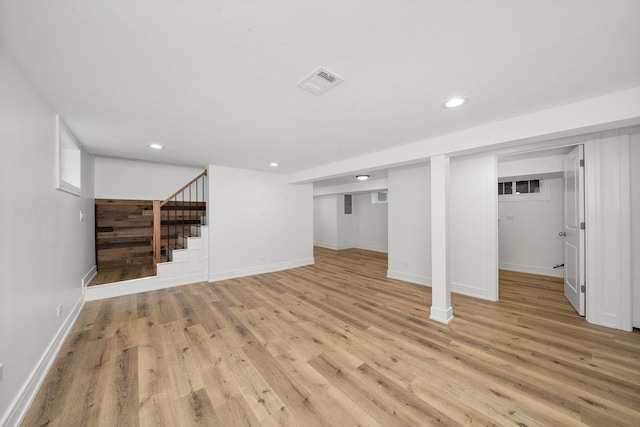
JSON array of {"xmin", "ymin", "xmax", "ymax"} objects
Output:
[{"xmin": 563, "ymin": 145, "xmax": 585, "ymax": 315}]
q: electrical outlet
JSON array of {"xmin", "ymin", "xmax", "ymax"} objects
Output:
[
  {"xmin": 57, "ymin": 304, "xmax": 64, "ymax": 317},
  {"xmin": 80, "ymin": 210, "xmax": 84, "ymax": 222},
  {"xmin": 0, "ymin": 362, "xmax": 4, "ymax": 382},
  {"xmin": 259, "ymin": 256, "xmax": 266, "ymax": 262}
]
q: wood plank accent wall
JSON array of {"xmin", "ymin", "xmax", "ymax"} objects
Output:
[
  {"xmin": 96, "ymin": 199, "xmax": 207, "ymax": 271},
  {"xmin": 96, "ymin": 199, "xmax": 154, "ymax": 270}
]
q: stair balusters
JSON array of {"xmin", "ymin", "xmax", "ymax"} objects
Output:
[{"xmin": 152, "ymin": 170, "xmax": 207, "ymax": 264}]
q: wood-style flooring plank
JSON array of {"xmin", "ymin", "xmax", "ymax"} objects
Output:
[{"xmin": 22, "ymin": 247, "xmax": 640, "ymax": 426}]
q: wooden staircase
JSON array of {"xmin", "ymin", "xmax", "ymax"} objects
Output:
[
  {"xmin": 160, "ymin": 201, "xmax": 207, "ymax": 260},
  {"xmin": 95, "ymin": 200, "xmax": 207, "ymax": 268},
  {"xmin": 95, "ymin": 170, "xmax": 207, "ymax": 277}
]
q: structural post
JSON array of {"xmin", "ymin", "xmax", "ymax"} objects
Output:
[{"xmin": 430, "ymin": 154, "xmax": 454, "ymax": 324}]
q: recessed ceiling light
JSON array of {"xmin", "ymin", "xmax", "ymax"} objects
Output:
[
  {"xmin": 270, "ymin": 162, "xmax": 278, "ymax": 167},
  {"xmin": 149, "ymin": 143, "xmax": 163, "ymax": 149},
  {"xmin": 443, "ymin": 97, "xmax": 467, "ymax": 108},
  {"xmin": 356, "ymin": 175, "xmax": 369, "ymax": 181}
]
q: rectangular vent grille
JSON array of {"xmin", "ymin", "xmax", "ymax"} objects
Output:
[{"xmin": 297, "ymin": 67, "xmax": 344, "ymax": 95}]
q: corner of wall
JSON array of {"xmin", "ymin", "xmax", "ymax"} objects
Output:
[{"xmin": 82, "ymin": 265, "xmax": 98, "ymax": 288}]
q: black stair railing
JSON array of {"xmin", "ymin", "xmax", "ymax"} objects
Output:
[{"xmin": 153, "ymin": 169, "xmax": 207, "ymax": 264}]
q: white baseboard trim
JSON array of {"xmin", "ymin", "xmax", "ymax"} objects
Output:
[
  {"xmin": 352, "ymin": 244, "xmax": 388, "ymax": 253},
  {"xmin": 323, "ymin": 244, "xmax": 355, "ymax": 250},
  {"xmin": 387, "ymin": 272, "xmax": 492, "ymax": 301},
  {"xmin": 82, "ymin": 265, "xmax": 97, "ymax": 287},
  {"xmin": 314, "ymin": 242, "xmax": 340, "ymax": 250},
  {"xmin": 84, "ymin": 272, "xmax": 208, "ymax": 301},
  {"xmin": 2, "ymin": 293, "xmax": 84, "ymax": 427},
  {"xmin": 314, "ymin": 244, "xmax": 388, "ymax": 253},
  {"xmin": 451, "ymin": 281, "xmax": 492, "ymax": 300},
  {"xmin": 209, "ymin": 258, "xmax": 314, "ymax": 282},
  {"xmin": 499, "ymin": 262, "xmax": 564, "ymax": 278},
  {"xmin": 336, "ymin": 244, "xmax": 354, "ymax": 250},
  {"xmin": 429, "ymin": 306, "xmax": 454, "ymax": 324},
  {"xmin": 600, "ymin": 312, "xmax": 621, "ymax": 331},
  {"xmin": 387, "ymin": 270, "xmax": 431, "ymax": 286}
]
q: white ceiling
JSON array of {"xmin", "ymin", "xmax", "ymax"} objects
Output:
[{"xmin": 1, "ymin": 1, "xmax": 639, "ymax": 177}]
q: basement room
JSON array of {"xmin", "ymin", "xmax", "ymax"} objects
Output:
[{"xmin": 1, "ymin": 1, "xmax": 639, "ymax": 426}]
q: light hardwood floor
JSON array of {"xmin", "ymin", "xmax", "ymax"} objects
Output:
[
  {"xmin": 89, "ymin": 265, "xmax": 157, "ymax": 286},
  {"xmin": 24, "ymin": 247, "xmax": 640, "ymax": 426}
]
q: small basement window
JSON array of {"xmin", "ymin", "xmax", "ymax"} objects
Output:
[
  {"xmin": 498, "ymin": 179, "xmax": 549, "ymax": 201},
  {"xmin": 56, "ymin": 115, "xmax": 82, "ymax": 196}
]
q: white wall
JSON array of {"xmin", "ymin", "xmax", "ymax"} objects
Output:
[
  {"xmin": 313, "ymin": 193, "xmax": 387, "ymax": 252},
  {"xmin": 498, "ymin": 178, "xmax": 565, "ymax": 277},
  {"xmin": 95, "ymin": 156, "xmax": 203, "ymax": 200},
  {"xmin": 313, "ymin": 195, "xmax": 338, "ymax": 249},
  {"xmin": 449, "ymin": 152, "xmax": 498, "ymax": 301},
  {"xmin": 386, "ymin": 157, "xmax": 498, "ymax": 302},
  {"xmin": 0, "ymin": 47, "xmax": 96, "ymax": 425},
  {"xmin": 352, "ymin": 193, "xmax": 388, "ymax": 253},
  {"xmin": 498, "ymin": 147, "xmax": 568, "ymax": 178},
  {"xmin": 631, "ymin": 132, "xmax": 640, "ymax": 328},
  {"xmin": 387, "ymin": 163, "xmax": 431, "ymax": 285},
  {"xmin": 208, "ymin": 166, "xmax": 313, "ymax": 281}
]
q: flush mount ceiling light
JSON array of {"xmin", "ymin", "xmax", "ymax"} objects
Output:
[
  {"xmin": 356, "ymin": 175, "xmax": 369, "ymax": 181},
  {"xmin": 149, "ymin": 143, "xmax": 163, "ymax": 149},
  {"xmin": 443, "ymin": 97, "xmax": 467, "ymax": 108},
  {"xmin": 297, "ymin": 67, "xmax": 344, "ymax": 95},
  {"xmin": 270, "ymin": 162, "xmax": 278, "ymax": 167}
]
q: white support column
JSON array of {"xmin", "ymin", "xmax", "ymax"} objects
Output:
[{"xmin": 430, "ymin": 154, "xmax": 454, "ymax": 324}]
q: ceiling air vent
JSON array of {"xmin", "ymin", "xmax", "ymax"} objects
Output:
[{"xmin": 297, "ymin": 67, "xmax": 344, "ymax": 95}]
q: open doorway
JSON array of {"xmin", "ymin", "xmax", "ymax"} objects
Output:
[
  {"xmin": 497, "ymin": 145, "xmax": 586, "ymax": 315},
  {"xmin": 313, "ymin": 191, "xmax": 388, "ymax": 253}
]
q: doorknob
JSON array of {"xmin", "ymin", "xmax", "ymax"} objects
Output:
[{"xmin": 558, "ymin": 231, "xmax": 567, "ymax": 237}]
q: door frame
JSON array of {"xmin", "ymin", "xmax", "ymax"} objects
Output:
[
  {"xmin": 490, "ymin": 134, "xmax": 593, "ymax": 321},
  {"xmin": 488, "ymin": 128, "xmax": 636, "ymax": 331}
]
